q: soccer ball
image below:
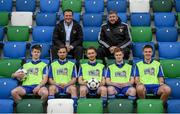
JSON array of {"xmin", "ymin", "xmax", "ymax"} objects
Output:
[
  {"xmin": 87, "ymin": 78, "xmax": 100, "ymax": 90},
  {"xmin": 15, "ymin": 69, "xmax": 27, "ymax": 81}
]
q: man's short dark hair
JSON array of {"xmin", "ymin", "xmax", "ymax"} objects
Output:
[
  {"xmin": 108, "ymin": 10, "xmax": 118, "ymax": 15},
  {"xmin": 57, "ymin": 46, "xmax": 67, "ymax": 52},
  {"xmin": 63, "ymin": 9, "xmax": 73, "ymax": 15},
  {"xmin": 87, "ymin": 47, "xmax": 97, "ymax": 53},
  {"xmin": 114, "ymin": 47, "xmax": 124, "ymax": 54},
  {"xmin": 143, "ymin": 45, "xmax": 153, "ymax": 51},
  {"xmin": 31, "ymin": 44, "xmax": 42, "ymax": 52}
]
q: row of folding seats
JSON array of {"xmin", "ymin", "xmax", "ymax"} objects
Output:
[{"xmin": 0, "ymin": 0, "xmax": 180, "ymax": 13}]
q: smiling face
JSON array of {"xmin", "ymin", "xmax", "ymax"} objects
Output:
[
  {"xmin": 87, "ymin": 49, "xmax": 97, "ymax": 61},
  {"xmin": 143, "ymin": 47, "xmax": 153, "ymax": 61},
  {"xmin": 57, "ymin": 48, "xmax": 67, "ymax": 60},
  {"xmin": 108, "ymin": 13, "xmax": 118, "ymax": 24},
  {"xmin": 64, "ymin": 11, "xmax": 73, "ymax": 25}
]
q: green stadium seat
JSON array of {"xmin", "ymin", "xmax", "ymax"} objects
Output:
[
  {"xmin": 152, "ymin": 0, "xmax": 173, "ymax": 12},
  {"xmin": 7, "ymin": 26, "xmax": 29, "ymax": 42},
  {"xmin": 16, "ymin": 99, "xmax": 44, "ymax": 113},
  {"xmin": 108, "ymin": 99, "xmax": 134, "ymax": 113},
  {"xmin": 83, "ymin": 41, "xmax": 100, "ymax": 49},
  {"xmin": 0, "ymin": 12, "xmax": 9, "ymax": 26},
  {"xmin": 80, "ymin": 59, "xmax": 103, "ymax": 64},
  {"xmin": 137, "ymin": 99, "xmax": 163, "ymax": 113},
  {"xmin": 0, "ymin": 59, "xmax": 22, "ymax": 78},
  {"xmin": 160, "ymin": 59, "xmax": 180, "ymax": 78},
  {"xmin": 77, "ymin": 99, "xmax": 103, "ymax": 113},
  {"xmin": 131, "ymin": 27, "xmax": 152, "ymax": 42},
  {"xmin": 178, "ymin": 13, "xmax": 180, "ymax": 26},
  {"xmin": 62, "ymin": 0, "xmax": 82, "ymax": 12}
]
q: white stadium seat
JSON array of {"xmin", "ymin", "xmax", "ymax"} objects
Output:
[{"xmin": 129, "ymin": 0, "xmax": 150, "ymax": 13}]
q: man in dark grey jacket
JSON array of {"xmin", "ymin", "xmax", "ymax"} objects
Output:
[
  {"xmin": 52, "ymin": 9, "xmax": 83, "ymax": 61},
  {"xmin": 97, "ymin": 11, "xmax": 131, "ymax": 60}
]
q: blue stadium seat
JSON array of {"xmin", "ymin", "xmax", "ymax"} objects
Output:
[
  {"xmin": 167, "ymin": 100, "xmax": 180, "ymax": 113},
  {"xmin": 175, "ymin": 0, "xmax": 180, "ymax": 12},
  {"xmin": 156, "ymin": 27, "xmax": 178, "ymax": 42},
  {"xmin": 84, "ymin": 0, "xmax": 104, "ymax": 13},
  {"xmin": 130, "ymin": 13, "xmax": 151, "ymax": 26},
  {"xmin": 0, "ymin": 0, "xmax": 12, "ymax": 12},
  {"xmin": 117, "ymin": 13, "xmax": 127, "ymax": 23},
  {"xmin": 132, "ymin": 42, "xmax": 155, "ymax": 59},
  {"xmin": 60, "ymin": 12, "xmax": 80, "ymax": 23},
  {"xmin": 154, "ymin": 13, "xmax": 175, "ymax": 27},
  {"xmin": 83, "ymin": 13, "xmax": 102, "ymax": 27},
  {"xmin": 40, "ymin": 0, "xmax": 60, "ymax": 13},
  {"xmin": 107, "ymin": 0, "xmax": 127, "ymax": 12},
  {"xmin": 3, "ymin": 42, "xmax": 26, "ymax": 58},
  {"xmin": 36, "ymin": 12, "xmax": 56, "ymax": 26},
  {"xmin": 0, "ymin": 99, "xmax": 14, "ymax": 113},
  {"xmin": 158, "ymin": 42, "xmax": 180, "ymax": 59},
  {"xmin": 16, "ymin": 0, "xmax": 36, "ymax": 12},
  {"xmin": 165, "ymin": 78, "xmax": 180, "ymax": 99},
  {"xmin": 32, "ymin": 26, "xmax": 54, "ymax": 44},
  {"xmin": 0, "ymin": 27, "xmax": 4, "ymax": 41},
  {"xmin": 83, "ymin": 27, "xmax": 100, "ymax": 41},
  {"xmin": 30, "ymin": 43, "xmax": 51, "ymax": 59},
  {"xmin": 0, "ymin": 78, "xmax": 18, "ymax": 99}
]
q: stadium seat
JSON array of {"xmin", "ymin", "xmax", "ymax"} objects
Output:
[
  {"xmin": 47, "ymin": 99, "xmax": 74, "ymax": 113},
  {"xmin": 0, "ymin": 78, "xmax": 18, "ymax": 99},
  {"xmin": 16, "ymin": 0, "xmax": 36, "ymax": 12},
  {"xmin": 131, "ymin": 27, "xmax": 152, "ymax": 42},
  {"xmin": 16, "ymin": 99, "xmax": 44, "ymax": 113},
  {"xmin": 132, "ymin": 42, "xmax": 155, "ymax": 59},
  {"xmin": 158, "ymin": 42, "xmax": 180, "ymax": 59},
  {"xmin": 0, "ymin": 12, "xmax": 9, "ymax": 26},
  {"xmin": 178, "ymin": 13, "xmax": 180, "ymax": 26},
  {"xmin": 84, "ymin": 0, "xmax": 104, "ymax": 13},
  {"xmin": 7, "ymin": 26, "xmax": 29, "ymax": 42},
  {"xmin": 83, "ymin": 42, "xmax": 100, "ymax": 49},
  {"xmin": 80, "ymin": 59, "xmax": 103, "ymax": 64},
  {"xmin": 83, "ymin": 27, "xmax": 100, "ymax": 41},
  {"xmin": 175, "ymin": 0, "xmax": 180, "ymax": 12},
  {"xmin": 11, "ymin": 12, "xmax": 33, "ymax": 26},
  {"xmin": 62, "ymin": 0, "xmax": 82, "ymax": 12},
  {"xmin": 0, "ymin": 59, "xmax": 22, "ymax": 78},
  {"xmin": 160, "ymin": 59, "xmax": 180, "ymax": 78},
  {"xmin": 40, "ymin": 0, "xmax": 60, "ymax": 13},
  {"xmin": 154, "ymin": 13, "xmax": 175, "ymax": 27},
  {"xmin": 137, "ymin": 99, "xmax": 163, "ymax": 113},
  {"xmin": 129, "ymin": 0, "xmax": 150, "ymax": 13},
  {"xmin": 108, "ymin": 99, "xmax": 134, "ymax": 113},
  {"xmin": 0, "ymin": 27, "xmax": 4, "ymax": 41},
  {"xmin": 0, "ymin": 99, "xmax": 14, "ymax": 113},
  {"xmin": 3, "ymin": 42, "xmax": 26, "ymax": 58},
  {"xmin": 107, "ymin": 0, "xmax": 127, "ymax": 13},
  {"xmin": 117, "ymin": 13, "xmax": 127, "ymax": 23},
  {"xmin": 165, "ymin": 78, "xmax": 180, "ymax": 99},
  {"xmin": 32, "ymin": 26, "xmax": 54, "ymax": 43},
  {"xmin": 130, "ymin": 13, "xmax": 151, "ymax": 26},
  {"xmin": 60, "ymin": 13, "xmax": 80, "ymax": 23},
  {"xmin": 167, "ymin": 100, "xmax": 180, "ymax": 113},
  {"xmin": 77, "ymin": 99, "xmax": 103, "ymax": 113},
  {"xmin": 156, "ymin": 27, "xmax": 178, "ymax": 42},
  {"xmin": 30, "ymin": 43, "xmax": 51, "ymax": 59},
  {"xmin": 83, "ymin": 13, "xmax": 102, "ymax": 27},
  {"xmin": 152, "ymin": 0, "xmax": 173, "ymax": 12},
  {"xmin": 36, "ymin": 12, "xmax": 56, "ymax": 26},
  {"xmin": 0, "ymin": 0, "xmax": 12, "ymax": 12}
]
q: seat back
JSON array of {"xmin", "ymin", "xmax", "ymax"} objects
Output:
[
  {"xmin": 40, "ymin": 0, "xmax": 60, "ymax": 13},
  {"xmin": 16, "ymin": 0, "xmax": 36, "ymax": 12},
  {"xmin": 36, "ymin": 13, "xmax": 56, "ymax": 26},
  {"xmin": 84, "ymin": 0, "xmax": 104, "ymax": 13},
  {"xmin": 129, "ymin": 0, "xmax": 150, "ymax": 13},
  {"xmin": 62, "ymin": 0, "xmax": 82, "ymax": 12},
  {"xmin": 152, "ymin": 0, "xmax": 173, "ymax": 12},
  {"xmin": 0, "ymin": 12, "xmax": 9, "ymax": 26},
  {"xmin": 131, "ymin": 13, "xmax": 151, "ymax": 26},
  {"xmin": 83, "ymin": 13, "xmax": 102, "ymax": 27},
  {"xmin": 0, "ymin": 0, "xmax": 12, "ymax": 12},
  {"xmin": 0, "ymin": 99, "xmax": 14, "ymax": 113},
  {"xmin": 107, "ymin": 0, "xmax": 127, "ymax": 12},
  {"xmin": 154, "ymin": 13, "xmax": 175, "ymax": 27}
]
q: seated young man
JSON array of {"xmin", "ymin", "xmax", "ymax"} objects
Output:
[
  {"xmin": 135, "ymin": 45, "xmax": 171, "ymax": 104},
  {"xmin": 106, "ymin": 48, "xmax": 136, "ymax": 99},
  {"xmin": 78, "ymin": 47, "xmax": 107, "ymax": 106},
  {"xmin": 48, "ymin": 46, "xmax": 78, "ymax": 111},
  {"xmin": 11, "ymin": 45, "xmax": 49, "ymax": 102}
]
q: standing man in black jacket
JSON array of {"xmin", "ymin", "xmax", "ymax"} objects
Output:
[
  {"xmin": 52, "ymin": 9, "xmax": 83, "ymax": 62},
  {"xmin": 97, "ymin": 11, "xmax": 131, "ymax": 60}
]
